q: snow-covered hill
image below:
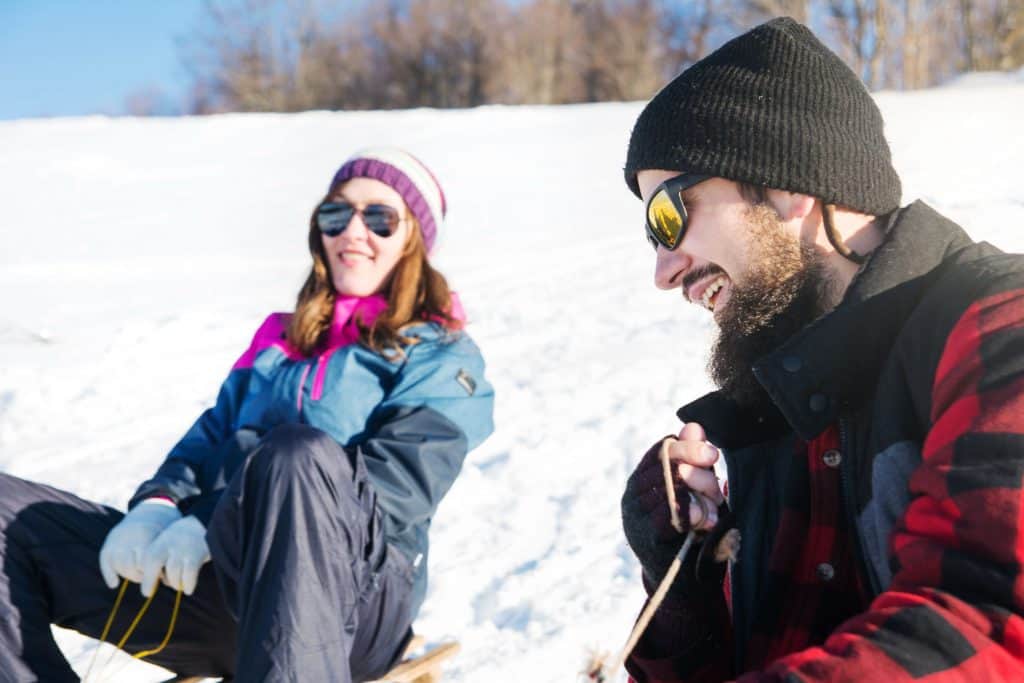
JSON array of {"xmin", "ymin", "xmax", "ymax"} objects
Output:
[{"xmin": 1, "ymin": 74, "xmax": 1022, "ymax": 682}]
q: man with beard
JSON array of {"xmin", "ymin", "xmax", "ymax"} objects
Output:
[{"xmin": 619, "ymin": 17, "xmax": 1024, "ymax": 683}]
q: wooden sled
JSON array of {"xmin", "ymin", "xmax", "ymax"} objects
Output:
[
  {"xmin": 163, "ymin": 636, "xmax": 460, "ymax": 683},
  {"xmin": 370, "ymin": 635, "xmax": 460, "ymax": 683}
]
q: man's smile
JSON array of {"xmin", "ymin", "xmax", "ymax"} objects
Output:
[{"xmin": 682, "ymin": 265, "xmax": 732, "ymax": 313}]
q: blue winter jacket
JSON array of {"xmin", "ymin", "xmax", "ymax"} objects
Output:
[{"xmin": 130, "ymin": 299, "xmax": 495, "ymax": 614}]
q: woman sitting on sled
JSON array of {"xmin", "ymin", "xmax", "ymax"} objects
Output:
[{"xmin": 0, "ymin": 148, "xmax": 494, "ymax": 682}]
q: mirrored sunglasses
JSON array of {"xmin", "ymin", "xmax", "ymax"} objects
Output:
[
  {"xmin": 316, "ymin": 201, "xmax": 403, "ymax": 238},
  {"xmin": 644, "ymin": 173, "xmax": 710, "ymax": 251}
]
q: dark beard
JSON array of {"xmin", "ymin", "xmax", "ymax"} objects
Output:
[{"xmin": 709, "ymin": 205, "xmax": 838, "ymax": 412}]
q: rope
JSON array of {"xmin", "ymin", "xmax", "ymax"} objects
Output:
[
  {"xmin": 83, "ymin": 578, "xmax": 185, "ymax": 683},
  {"xmin": 587, "ymin": 436, "xmax": 703, "ymax": 680},
  {"xmin": 659, "ymin": 438, "xmax": 684, "ymax": 534},
  {"xmin": 112, "ymin": 582, "xmax": 159, "ymax": 651},
  {"xmin": 131, "ymin": 587, "xmax": 183, "ymax": 660},
  {"xmin": 82, "ymin": 580, "xmax": 129, "ymax": 682},
  {"xmin": 602, "ymin": 531, "xmax": 697, "ymax": 677},
  {"xmin": 823, "ymin": 204, "xmax": 865, "ymax": 263}
]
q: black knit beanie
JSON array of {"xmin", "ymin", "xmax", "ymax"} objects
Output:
[{"xmin": 624, "ymin": 17, "xmax": 901, "ymax": 216}]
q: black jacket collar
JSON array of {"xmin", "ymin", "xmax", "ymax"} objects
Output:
[{"xmin": 679, "ymin": 201, "xmax": 976, "ymax": 447}]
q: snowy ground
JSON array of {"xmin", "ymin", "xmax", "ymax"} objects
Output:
[{"xmin": 1, "ymin": 71, "xmax": 1023, "ymax": 682}]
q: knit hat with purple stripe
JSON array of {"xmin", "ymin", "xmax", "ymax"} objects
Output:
[{"xmin": 330, "ymin": 148, "xmax": 447, "ymax": 253}]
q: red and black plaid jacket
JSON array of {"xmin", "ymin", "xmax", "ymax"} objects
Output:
[{"xmin": 626, "ymin": 202, "xmax": 1024, "ymax": 682}]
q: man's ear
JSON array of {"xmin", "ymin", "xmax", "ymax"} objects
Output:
[{"xmin": 767, "ymin": 190, "xmax": 816, "ymax": 221}]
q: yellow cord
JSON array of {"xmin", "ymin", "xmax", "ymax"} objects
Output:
[
  {"xmin": 84, "ymin": 578, "xmax": 185, "ymax": 683},
  {"xmin": 112, "ymin": 580, "xmax": 159, "ymax": 650},
  {"xmin": 132, "ymin": 587, "xmax": 183, "ymax": 659},
  {"xmin": 83, "ymin": 580, "xmax": 129, "ymax": 682}
]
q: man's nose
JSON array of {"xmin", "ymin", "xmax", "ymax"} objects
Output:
[{"xmin": 654, "ymin": 246, "xmax": 692, "ymax": 290}]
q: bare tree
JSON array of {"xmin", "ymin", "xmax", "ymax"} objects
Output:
[
  {"xmin": 180, "ymin": 0, "xmax": 284, "ymax": 112},
  {"xmin": 123, "ymin": 86, "xmax": 180, "ymax": 116},
  {"xmin": 960, "ymin": 0, "xmax": 978, "ymax": 70},
  {"xmin": 367, "ymin": 0, "xmax": 506, "ymax": 109},
  {"xmin": 826, "ymin": 0, "xmax": 872, "ymax": 85},
  {"xmin": 572, "ymin": 0, "xmax": 671, "ymax": 101},
  {"xmin": 902, "ymin": 0, "xmax": 920, "ymax": 88},
  {"xmin": 176, "ymin": 0, "xmax": 1024, "ymax": 114},
  {"xmin": 995, "ymin": 0, "xmax": 1024, "ymax": 69},
  {"xmin": 494, "ymin": 0, "xmax": 585, "ymax": 104},
  {"xmin": 871, "ymin": 0, "xmax": 889, "ymax": 88},
  {"xmin": 659, "ymin": 0, "xmax": 719, "ymax": 77},
  {"xmin": 923, "ymin": 0, "xmax": 972, "ymax": 85},
  {"xmin": 744, "ymin": 0, "xmax": 811, "ymax": 23},
  {"xmin": 499, "ymin": 0, "xmax": 705, "ymax": 104},
  {"xmin": 967, "ymin": 0, "xmax": 1024, "ymax": 71}
]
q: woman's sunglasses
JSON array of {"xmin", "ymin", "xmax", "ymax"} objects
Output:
[
  {"xmin": 316, "ymin": 201, "xmax": 403, "ymax": 238},
  {"xmin": 644, "ymin": 172, "xmax": 709, "ymax": 251}
]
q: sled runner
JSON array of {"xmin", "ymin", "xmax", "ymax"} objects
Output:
[
  {"xmin": 370, "ymin": 637, "xmax": 460, "ymax": 682},
  {"xmin": 162, "ymin": 636, "xmax": 460, "ymax": 683}
]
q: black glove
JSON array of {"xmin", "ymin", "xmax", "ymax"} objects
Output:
[{"xmin": 621, "ymin": 437, "xmax": 728, "ymax": 602}]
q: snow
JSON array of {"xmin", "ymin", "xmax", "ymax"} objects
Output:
[{"xmin": 1, "ymin": 72, "xmax": 1022, "ymax": 682}]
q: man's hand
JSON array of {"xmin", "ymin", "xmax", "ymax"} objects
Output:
[
  {"xmin": 99, "ymin": 499, "xmax": 181, "ymax": 591},
  {"xmin": 140, "ymin": 515, "xmax": 211, "ymax": 597},
  {"xmin": 622, "ymin": 422, "xmax": 726, "ymax": 596},
  {"xmin": 665, "ymin": 422, "xmax": 725, "ymax": 529}
]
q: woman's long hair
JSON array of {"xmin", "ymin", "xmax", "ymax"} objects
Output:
[{"xmin": 286, "ymin": 198, "xmax": 460, "ymax": 358}]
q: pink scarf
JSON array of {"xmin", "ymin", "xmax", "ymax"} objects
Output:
[
  {"xmin": 326, "ymin": 294, "xmax": 391, "ymax": 348},
  {"xmin": 325, "ymin": 292, "xmax": 465, "ymax": 349},
  {"xmin": 233, "ymin": 292, "xmax": 465, "ymax": 374}
]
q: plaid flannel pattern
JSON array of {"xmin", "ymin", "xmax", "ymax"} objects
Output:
[
  {"xmin": 740, "ymin": 428, "xmax": 866, "ymax": 669},
  {"xmin": 627, "ymin": 430, "xmax": 866, "ymax": 682},
  {"xmin": 628, "ymin": 287, "xmax": 1024, "ymax": 682}
]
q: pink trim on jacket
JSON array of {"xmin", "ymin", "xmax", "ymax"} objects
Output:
[
  {"xmin": 231, "ymin": 293, "xmax": 466, "ymax": 402},
  {"xmin": 231, "ymin": 314, "xmax": 302, "ymax": 371},
  {"xmin": 295, "ymin": 363, "xmax": 313, "ymax": 412},
  {"xmin": 309, "ymin": 296, "xmax": 389, "ymax": 400}
]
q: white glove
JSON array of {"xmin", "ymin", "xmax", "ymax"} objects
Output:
[
  {"xmin": 99, "ymin": 498, "xmax": 181, "ymax": 590},
  {"xmin": 140, "ymin": 515, "xmax": 211, "ymax": 597}
]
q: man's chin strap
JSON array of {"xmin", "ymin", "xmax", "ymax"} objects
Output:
[{"xmin": 823, "ymin": 204, "xmax": 866, "ymax": 264}]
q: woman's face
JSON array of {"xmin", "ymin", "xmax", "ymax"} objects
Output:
[{"xmin": 321, "ymin": 177, "xmax": 411, "ymax": 297}]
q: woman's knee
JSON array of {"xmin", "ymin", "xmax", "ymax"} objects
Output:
[{"xmin": 246, "ymin": 424, "xmax": 354, "ymax": 483}]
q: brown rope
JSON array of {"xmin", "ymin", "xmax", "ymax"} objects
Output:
[
  {"xmin": 586, "ymin": 437, "xmax": 702, "ymax": 680},
  {"xmin": 660, "ymin": 438, "xmax": 684, "ymax": 534},
  {"xmin": 600, "ymin": 531, "xmax": 698, "ymax": 678},
  {"xmin": 822, "ymin": 204, "xmax": 865, "ymax": 264}
]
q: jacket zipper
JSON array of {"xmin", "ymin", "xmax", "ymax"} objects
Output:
[
  {"xmin": 311, "ymin": 349, "xmax": 336, "ymax": 402},
  {"xmin": 838, "ymin": 415, "xmax": 882, "ymax": 598},
  {"xmin": 295, "ymin": 362, "xmax": 313, "ymax": 413}
]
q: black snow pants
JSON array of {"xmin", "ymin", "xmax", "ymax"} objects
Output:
[{"xmin": 0, "ymin": 424, "xmax": 415, "ymax": 683}]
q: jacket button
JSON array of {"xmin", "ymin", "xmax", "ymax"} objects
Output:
[
  {"xmin": 822, "ymin": 449, "xmax": 842, "ymax": 468},
  {"xmin": 816, "ymin": 562, "xmax": 835, "ymax": 582},
  {"xmin": 783, "ymin": 356, "xmax": 802, "ymax": 372},
  {"xmin": 809, "ymin": 393, "xmax": 827, "ymax": 412}
]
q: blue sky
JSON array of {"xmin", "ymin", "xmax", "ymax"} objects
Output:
[{"xmin": 0, "ymin": 1, "xmax": 206, "ymax": 119}]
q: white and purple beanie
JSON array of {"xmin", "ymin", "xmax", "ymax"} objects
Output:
[{"xmin": 329, "ymin": 148, "xmax": 447, "ymax": 253}]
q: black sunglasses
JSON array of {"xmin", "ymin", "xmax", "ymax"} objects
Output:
[
  {"xmin": 644, "ymin": 173, "xmax": 710, "ymax": 251},
  {"xmin": 316, "ymin": 201, "xmax": 404, "ymax": 238}
]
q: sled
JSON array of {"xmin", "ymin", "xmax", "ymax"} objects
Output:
[
  {"xmin": 370, "ymin": 636, "xmax": 461, "ymax": 683},
  {"xmin": 162, "ymin": 636, "xmax": 460, "ymax": 683}
]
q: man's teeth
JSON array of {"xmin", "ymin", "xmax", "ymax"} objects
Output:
[{"xmin": 701, "ymin": 276, "xmax": 728, "ymax": 311}]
